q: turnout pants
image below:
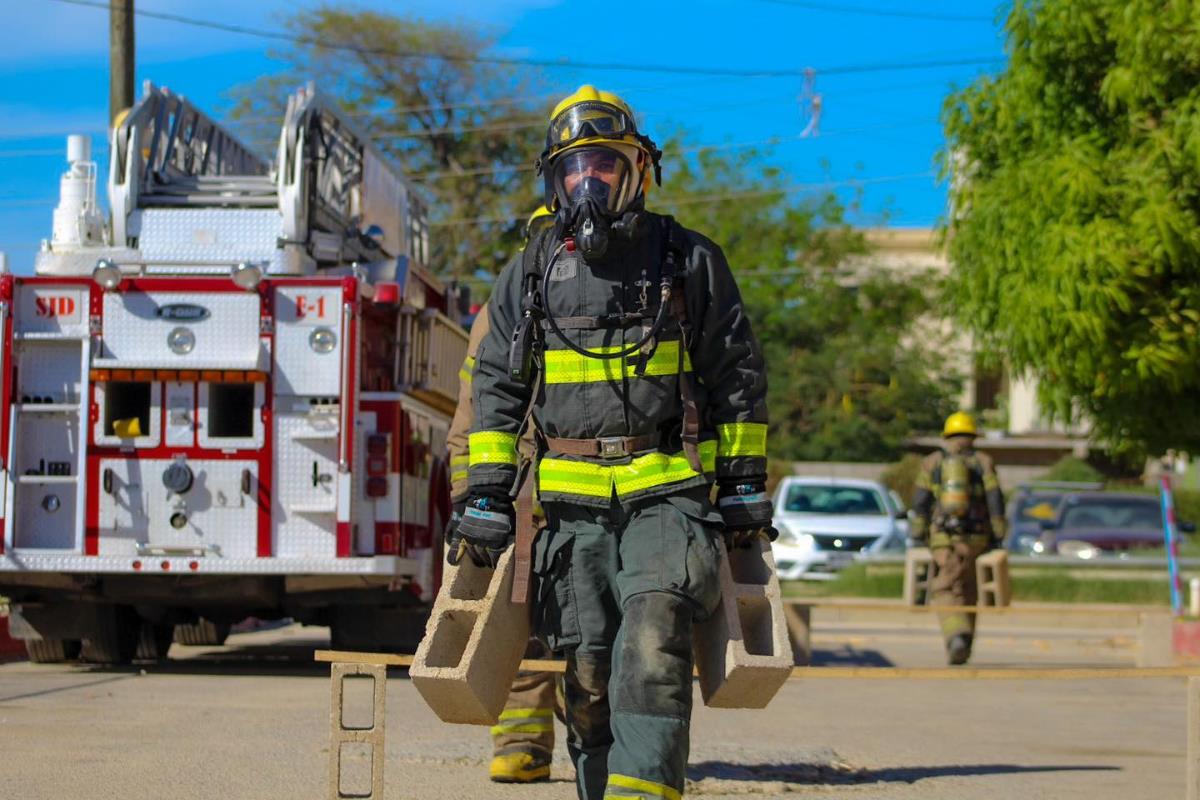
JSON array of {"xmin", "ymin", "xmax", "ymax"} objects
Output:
[
  {"xmin": 930, "ymin": 534, "xmax": 991, "ymax": 646},
  {"xmin": 491, "ymin": 639, "xmax": 559, "ymax": 758},
  {"xmin": 533, "ymin": 487, "xmax": 724, "ymax": 800}
]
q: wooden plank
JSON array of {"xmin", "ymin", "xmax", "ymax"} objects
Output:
[{"xmin": 315, "ymin": 651, "xmax": 1200, "ymax": 681}]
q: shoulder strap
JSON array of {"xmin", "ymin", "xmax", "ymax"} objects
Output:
[{"xmin": 657, "ymin": 215, "xmax": 705, "ymax": 474}]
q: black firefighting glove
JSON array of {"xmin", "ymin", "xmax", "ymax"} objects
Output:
[
  {"xmin": 446, "ymin": 491, "xmax": 514, "ymax": 568},
  {"xmin": 444, "ymin": 499, "xmax": 466, "ymax": 562},
  {"xmin": 717, "ymin": 482, "xmax": 778, "ymax": 549}
]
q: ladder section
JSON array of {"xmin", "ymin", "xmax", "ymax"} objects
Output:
[{"xmin": 110, "ymin": 81, "xmax": 270, "ymax": 246}]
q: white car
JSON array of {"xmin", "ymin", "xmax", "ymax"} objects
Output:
[{"xmin": 771, "ymin": 476, "xmax": 910, "ymax": 580}]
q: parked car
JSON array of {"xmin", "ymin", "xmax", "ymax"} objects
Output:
[
  {"xmin": 1033, "ymin": 491, "xmax": 1194, "ymax": 558},
  {"xmin": 771, "ymin": 477, "xmax": 909, "ymax": 580},
  {"xmin": 1006, "ymin": 481, "xmax": 1103, "ymax": 555}
]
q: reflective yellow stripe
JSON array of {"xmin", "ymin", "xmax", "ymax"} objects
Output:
[
  {"xmin": 543, "ymin": 341, "xmax": 691, "ymax": 385},
  {"xmin": 489, "ymin": 722, "xmax": 555, "ymax": 735},
  {"xmin": 450, "ymin": 453, "xmax": 470, "ymax": 483},
  {"xmin": 717, "ymin": 422, "xmax": 767, "ymax": 458},
  {"xmin": 468, "ymin": 431, "xmax": 519, "ymax": 466},
  {"xmin": 607, "ymin": 773, "xmax": 682, "ymax": 800},
  {"xmin": 458, "ymin": 355, "xmax": 476, "ymax": 385},
  {"xmin": 539, "ymin": 458, "xmax": 612, "ymax": 498},
  {"xmin": 498, "ymin": 707, "xmax": 554, "ymax": 721},
  {"xmin": 538, "ymin": 441, "xmax": 717, "ymax": 498}
]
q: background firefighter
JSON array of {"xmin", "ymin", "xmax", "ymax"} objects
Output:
[
  {"xmin": 445, "ymin": 208, "xmax": 561, "ymax": 784},
  {"xmin": 458, "ymin": 85, "xmax": 773, "ymax": 800},
  {"xmin": 910, "ymin": 411, "xmax": 1007, "ymax": 665}
]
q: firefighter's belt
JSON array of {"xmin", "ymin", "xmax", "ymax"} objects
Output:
[{"xmin": 544, "ymin": 433, "xmax": 661, "ymax": 460}]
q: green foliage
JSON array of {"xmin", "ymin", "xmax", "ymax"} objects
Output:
[
  {"xmin": 942, "ymin": 0, "xmax": 1200, "ymax": 454},
  {"xmin": 881, "ymin": 454, "xmax": 924, "ymax": 505},
  {"xmin": 227, "ymin": 6, "xmax": 545, "ymax": 277},
  {"xmin": 660, "ymin": 145, "xmax": 961, "ymax": 462},
  {"xmin": 1038, "ymin": 456, "xmax": 1105, "ymax": 484},
  {"xmin": 784, "ymin": 563, "xmax": 1174, "ymax": 605}
]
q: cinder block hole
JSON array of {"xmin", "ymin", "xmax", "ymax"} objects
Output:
[
  {"xmin": 340, "ymin": 674, "xmax": 376, "ymax": 730},
  {"xmin": 737, "ymin": 595, "xmax": 776, "ymax": 657},
  {"xmin": 445, "ymin": 559, "xmax": 493, "ymax": 601},
  {"xmin": 727, "ymin": 545, "xmax": 771, "ymax": 586},
  {"xmin": 337, "ymin": 742, "xmax": 374, "ymax": 798},
  {"xmin": 422, "ymin": 609, "xmax": 478, "ymax": 668}
]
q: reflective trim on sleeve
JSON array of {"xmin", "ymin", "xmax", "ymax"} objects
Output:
[
  {"xmin": 606, "ymin": 773, "xmax": 682, "ymax": 800},
  {"xmin": 543, "ymin": 340, "xmax": 691, "ymax": 385},
  {"xmin": 458, "ymin": 355, "xmax": 476, "ymax": 386},
  {"xmin": 468, "ymin": 431, "xmax": 519, "ymax": 466},
  {"xmin": 716, "ymin": 422, "xmax": 767, "ymax": 458},
  {"xmin": 450, "ymin": 453, "xmax": 470, "ymax": 484},
  {"xmin": 538, "ymin": 440, "xmax": 717, "ymax": 499}
]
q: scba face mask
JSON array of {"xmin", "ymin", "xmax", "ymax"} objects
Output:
[{"xmin": 550, "ymin": 145, "xmax": 642, "ymax": 260}]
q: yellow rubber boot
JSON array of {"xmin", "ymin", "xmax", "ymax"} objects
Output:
[{"xmin": 489, "ymin": 751, "xmax": 551, "ymax": 783}]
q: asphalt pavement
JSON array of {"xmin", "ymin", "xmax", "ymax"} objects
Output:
[{"xmin": 0, "ymin": 613, "xmax": 1183, "ymax": 799}]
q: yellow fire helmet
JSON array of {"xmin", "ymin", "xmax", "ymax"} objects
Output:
[
  {"xmin": 523, "ymin": 204, "xmax": 554, "ymax": 243},
  {"xmin": 942, "ymin": 411, "xmax": 979, "ymax": 438},
  {"xmin": 537, "ymin": 85, "xmax": 662, "ymax": 215}
]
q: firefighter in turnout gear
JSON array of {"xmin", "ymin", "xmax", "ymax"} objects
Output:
[
  {"xmin": 446, "ymin": 206, "xmax": 561, "ymax": 784},
  {"xmin": 459, "ymin": 86, "xmax": 771, "ymax": 800},
  {"xmin": 910, "ymin": 411, "xmax": 1007, "ymax": 665}
]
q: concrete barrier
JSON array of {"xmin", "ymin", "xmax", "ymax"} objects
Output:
[{"xmin": 409, "ymin": 548, "xmax": 530, "ymax": 725}]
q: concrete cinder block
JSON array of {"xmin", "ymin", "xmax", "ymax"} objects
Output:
[
  {"xmin": 410, "ymin": 547, "xmax": 530, "ymax": 725},
  {"xmin": 783, "ymin": 602, "xmax": 811, "ymax": 667},
  {"xmin": 903, "ymin": 547, "xmax": 935, "ymax": 606},
  {"xmin": 976, "ymin": 549, "xmax": 1011, "ymax": 607},
  {"xmin": 694, "ymin": 539, "xmax": 793, "ymax": 709},
  {"xmin": 327, "ymin": 662, "xmax": 386, "ymax": 800}
]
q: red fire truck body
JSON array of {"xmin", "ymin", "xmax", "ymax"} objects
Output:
[{"xmin": 0, "ymin": 83, "xmax": 465, "ymax": 663}]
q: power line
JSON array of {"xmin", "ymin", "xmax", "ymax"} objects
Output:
[
  {"xmin": 48, "ymin": 0, "xmax": 999, "ymax": 79},
  {"xmin": 409, "ymin": 117, "xmax": 938, "ymax": 182},
  {"xmin": 429, "ymin": 171, "xmax": 935, "ymax": 227},
  {"xmin": 751, "ymin": 0, "xmax": 993, "ymax": 23}
]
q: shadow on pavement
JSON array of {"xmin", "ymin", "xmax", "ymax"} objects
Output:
[
  {"xmin": 809, "ymin": 645, "xmax": 894, "ymax": 667},
  {"xmin": 688, "ymin": 761, "xmax": 1121, "ymax": 785}
]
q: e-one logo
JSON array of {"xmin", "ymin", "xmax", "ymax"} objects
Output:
[
  {"xmin": 35, "ymin": 296, "xmax": 76, "ymax": 318},
  {"xmin": 157, "ymin": 304, "xmax": 211, "ymax": 322}
]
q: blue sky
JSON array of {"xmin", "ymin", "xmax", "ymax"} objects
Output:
[{"xmin": 0, "ymin": 0, "xmax": 1009, "ymax": 273}]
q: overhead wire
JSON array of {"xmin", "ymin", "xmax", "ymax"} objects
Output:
[
  {"xmin": 429, "ymin": 170, "xmax": 936, "ymax": 227},
  {"xmin": 47, "ymin": 0, "xmax": 1000, "ymax": 79},
  {"xmin": 750, "ymin": 0, "xmax": 993, "ymax": 23}
]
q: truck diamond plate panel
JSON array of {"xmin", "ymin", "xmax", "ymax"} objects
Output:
[
  {"xmin": 101, "ymin": 291, "xmax": 264, "ymax": 369},
  {"xmin": 137, "ymin": 209, "xmax": 286, "ymax": 272}
]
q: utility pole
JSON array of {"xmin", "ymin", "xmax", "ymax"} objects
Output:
[{"xmin": 110, "ymin": 0, "xmax": 134, "ymax": 128}]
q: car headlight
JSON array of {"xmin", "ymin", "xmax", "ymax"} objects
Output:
[
  {"xmin": 775, "ymin": 526, "xmax": 813, "ymax": 548},
  {"xmin": 1031, "ymin": 540, "xmax": 1046, "ymax": 554}
]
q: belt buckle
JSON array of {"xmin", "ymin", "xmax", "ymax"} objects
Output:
[{"xmin": 598, "ymin": 437, "xmax": 627, "ymax": 459}]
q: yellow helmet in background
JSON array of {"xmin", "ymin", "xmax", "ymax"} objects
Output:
[
  {"xmin": 538, "ymin": 85, "xmax": 661, "ymax": 215},
  {"xmin": 523, "ymin": 204, "xmax": 554, "ymax": 242},
  {"xmin": 942, "ymin": 411, "xmax": 979, "ymax": 438}
]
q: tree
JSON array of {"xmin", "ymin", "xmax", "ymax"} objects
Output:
[
  {"xmin": 658, "ymin": 142, "xmax": 961, "ymax": 461},
  {"xmin": 942, "ymin": 0, "xmax": 1200, "ymax": 454},
  {"xmin": 227, "ymin": 6, "xmax": 546, "ymax": 277}
]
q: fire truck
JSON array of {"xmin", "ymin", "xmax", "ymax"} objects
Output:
[{"xmin": 0, "ymin": 82, "xmax": 466, "ymax": 664}]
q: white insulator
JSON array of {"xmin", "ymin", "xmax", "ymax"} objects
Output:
[
  {"xmin": 66, "ymin": 134, "xmax": 90, "ymax": 164},
  {"xmin": 0, "ymin": 252, "xmax": 7, "ymax": 274}
]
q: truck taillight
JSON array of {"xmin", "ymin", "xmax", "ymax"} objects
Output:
[
  {"xmin": 366, "ymin": 434, "xmax": 389, "ymax": 476},
  {"xmin": 366, "ymin": 476, "xmax": 388, "ymax": 498}
]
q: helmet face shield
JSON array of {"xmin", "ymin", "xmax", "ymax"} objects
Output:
[
  {"xmin": 551, "ymin": 146, "xmax": 637, "ymax": 215},
  {"xmin": 547, "ymin": 101, "xmax": 637, "ymax": 152}
]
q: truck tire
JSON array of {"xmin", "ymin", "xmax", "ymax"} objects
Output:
[
  {"xmin": 173, "ymin": 619, "xmax": 231, "ymax": 646},
  {"xmin": 80, "ymin": 606, "xmax": 140, "ymax": 665},
  {"xmin": 134, "ymin": 622, "xmax": 175, "ymax": 661},
  {"xmin": 24, "ymin": 638, "xmax": 81, "ymax": 663}
]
